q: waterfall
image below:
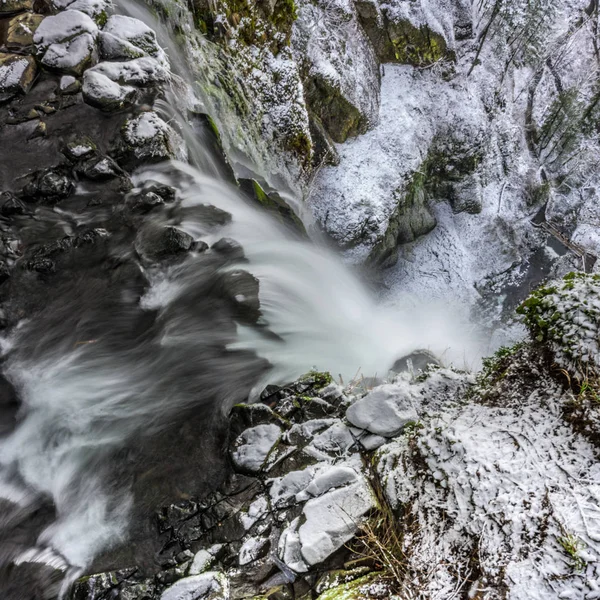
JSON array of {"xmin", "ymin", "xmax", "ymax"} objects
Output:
[{"xmin": 0, "ymin": 0, "xmax": 486, "ymax": 593}]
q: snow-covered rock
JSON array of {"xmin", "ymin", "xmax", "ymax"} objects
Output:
[
  {"xmin": 82, "ymin": 70, "xmax": 136, "ymax": 111},
  {"xmin": 0, "ymin": 53, "xmax": 36, "ymax": 101},
  {"xmin": 279, "ymin": 472, "xmax": 374, "ymax": 570},
  {"xmin": 101, "ymin": 15, "xmax": 163, "ymax": 59},
  {"xmin": 34, "ymin": 10, "xmax": 99, "ymax": 75},
  {"xmin": 346, "ymin": 383, "xmax": 418, "ymax": 437},
  {"xmin": 230, "ymin": 423, "xmax": 281, "ymax": 473},
  {"xmin": 160, "ymin": 572, "xmax": 228, "ymax": 600},
  {"xmin": 88, "ymin": 57, "xmax": 168, "ymax": 87},
  {"xmin": 120, "ymin": 112, "xmax": 182, "ymax": 165}
]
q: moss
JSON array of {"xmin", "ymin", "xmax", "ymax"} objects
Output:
[
  {"xmin": 316, "ymin": 573, "xmax": 381, "ymax": 600},
  {"xmin": 299, "ymin": 370, "xmax": 333, "ymax": 389},
  {"xmin": 239, "ymin": 178, "xmax": 307, "ymax": 235},
  {"xmin": 387, "ymin": 20, "xmax": 449, "ymax": 67},
  {"xmin": 476, "ymin": 342, "xmax": 525, "ymax": 390},
  {"xmin": 270, "ymin": 0, "xmax": 298, "ymax": 32},
  {"xmin": 517, "ymin": 272, "xmax": 600, "ymax": 375},
  {"xmin": 305, "ymin": 75, "xmax": 367, "ymax": 143}
]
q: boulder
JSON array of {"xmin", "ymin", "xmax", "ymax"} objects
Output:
[
  {"xmin": 34, "ymin": 10, "xmax": 99, "ymax": 76},
  {"xmin": 100, "ymin": 15, "xmax": 163, "ymax": 58},
  {"xmin": 135, "ymin": 225, "xmax": 195, "ymax": 261},
  {"xmin": 0, "ymin": 53, "xmax": 37, "ymax": 102},
  {"xmin": 346, "ymin": 385, "xmax": 418, "ymax": 437},
  {"xmin": 0, "ymin": 0, "xmax": 33, "ymax": 13},
  {"xmin": 231, "ymin": 423, "xmax": 282, "ymax": 473},
  {"xmin": 21, "ymin": 169, "xmax": 75, "ymax": 204},
  {"xmin": 279, "ymin": 470, "xmax": 374, "ymax": 570},
  {"xmin": 82, "ymin": 69, "xmax": 136, "ymax": 111},
  {"xmin": 6, "ymin": 13, "xmax": 44, "ymax": 50},
  {"xmin": 88, "ymin": 57, "xmax": 168, "ymax": 87},
  {"xmin": 119, "ymin": 112, "xmax": 177, "ymax": 166}
]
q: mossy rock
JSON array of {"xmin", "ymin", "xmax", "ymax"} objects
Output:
[
  {"xmin": 316, "ymin": 572, "xmax": 382, "ymax": 600},
  {"xmin": 386, "ymin": 20, "xmax": 449, "ymax": 67},
  {"xmin": 239, "ymin": 178, "xmax": 307, "ymax": 236},
  {"xmin": 189, "ymin": 111, "xmax": 236, "ymax": 183},
  {"xmin": 368, "ymin": 169, "xmax": 436, "ymax": 267},
  {"xmin": 517, "ymin": 272, "xmax": 600, "ymax": 376},
  {"xmin": 305, "ymin": 75, "xmax": 368, "ymax": 144}
]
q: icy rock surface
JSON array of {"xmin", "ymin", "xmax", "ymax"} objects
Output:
[
  {"xmin": 160, "ymin": 572, "xmax": 227, "ymax": 600},
  {"xmin": 230, "ymin": 423, "xmax": 282, "ymax": 473},
  {"xmin": 346, "ymin": 382, "xmax": 418, "ymax": 436}
]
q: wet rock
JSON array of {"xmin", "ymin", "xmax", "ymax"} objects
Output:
[
  {"xmin": 136, "ymin": 224, "xmax": 194, "ymax": 261},
  {"xmin": 231, "ymin": 423, "xmax": 282, "ymax": 474},
  {"xmin": 70, "ymin": 568, "xmax": 138, "ymax": 600},
  {"xmin": 217, "ymin": 269, "xmax": 261, "ymax": 323},
  {"xmin": 239, "ymin": 178, "xmax": 306, "ymax": 236},
  {"xmin": 118, "ymin": 111, "xmax": 178, "ymax": 167},
  {"xmin": 211, "ymin": 237, "xmax": 244, "ymax": 260},
  {"xmin": 82, "ymin": 69, "xmax": 136, "ymax": 111},
  {"xmin": 0, "ymin": 53, "xmax": 37, "ymax": 102},
  {"xmin": 392, "ymin": 349, "xmax": 440, "ymax": 374},
  {"xmin": 34, "ymin": 11, "xmax": 99, "ymax": 76},
  {"xmin": 0, "ymin": 191, "xmax": 28, "ymax": 216},
  {"xmin": 81, "ymin": 156, "xmax": 123, "ymax": 180},
  {"xmin": 346, "ymin": 385, "xmax": 418, "ymax": 437},
  {"xmin": 22, "ymin": 169, "xmax": 75, "ymax": 204},
  {"xmin": 229, "ymin": 403, "xmax": 286, "ymax": 438},
  {"xmin": 0, "ymin": 0, "xmax": 33, "ymax": 13},
  {"xmin": 6, "ymin": 13, "xmax": 44, "ymax": 50},
  {"xmin": 127, "ymin": 190, "xmax": 164, "ymax": 213}
]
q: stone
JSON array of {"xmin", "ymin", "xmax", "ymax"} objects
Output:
[
  {"xmin": 88, "ymin": 57, "xmax": 168, "ymax": 87},
  {"xmin": 34, "ymin": 10, "xmax": 99, "ymax": 75},
  {"xmin": 278, "ymin": 472, "xmax": 374, "ymax": 571},
  {"xmin": 211, "ymin": 237, "xmax": 244, "ymax": 260},
  {"xmin": 0, "ymin": 191, "xmax": 28, "ymax": 216},
  {"xmin": 59, "ymin": 75, "xmax": 81, "ymax": 94},
  {"xmin": 0, "ymin": 53, "xmax": 37, "ymax": 102},
  {"xmin": 103, "ymin": 14, "xmax": 162, "ymax": 56},
  {"xmin": 6, "ymin": 13, "xmax": 44, "ymax": 50},
  {"xmin": 99, "ymin": 15, "xmax": 164, "ymax": 62},
  {"xmin": 41, "ymin": 31, "xmax": 98, "ymax": 76},
  {"xmin": 135, "ymin": 225, "xmax": 194, "ymax": 261},
  {"xmin": 81, "ymin": 156, "xmax": 122, "ymax": 180},
  {"xmin": 63, "ymin": 138, "xmax": 97, "ymax": 160},
  {"xmin": 22, "ymin": 169, "xmax": 75, "ymax": 204},
  {"xmin": 82, "ymin": 69, "xmax": 135, "ymax": 111},
  {"xmin": 128, "ymin": 190, "xmax": 164, "ymax": 213},
  {"xmin": 239, "ymin": 536, "xmax": 269, "ymax": 566},
  {"xmin": 231, "ymin": 423, "xmax": 281, "ymax": 474},
  {"xmin": 160, "ymin": 572, "xmax": 228, "ymax": 600},
  {"xmin": 0, "ymin": 0, "xmax": 33, "ymax": 13},
  {"xmin": 120, "ymin": 112, "xmax": 176, "ymax": 166},
  {"xmin": 345, "ymin": 385, "xmax": 418, "ymax": 437}
]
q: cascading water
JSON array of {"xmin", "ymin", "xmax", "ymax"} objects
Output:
[{"xmin": 0, "ymin": 2, "xmax": 489, "ymax": 596}]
